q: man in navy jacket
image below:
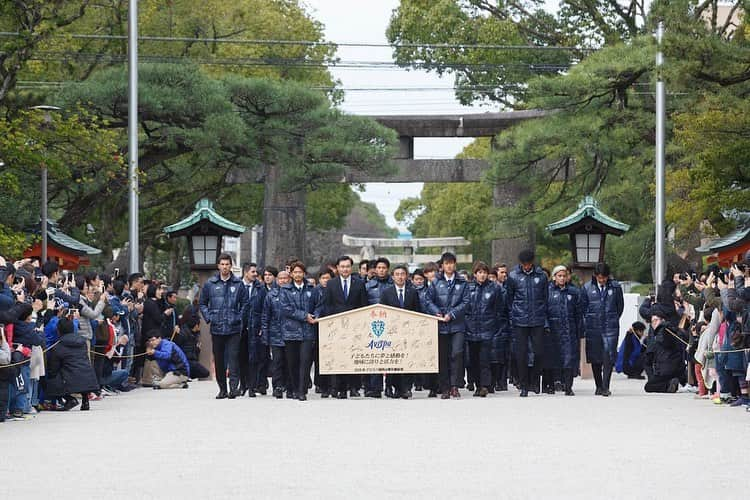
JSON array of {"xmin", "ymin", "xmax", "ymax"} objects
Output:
[
  {"xmin": 505, "ymin": 249, "xmax": 548, "ymax": 397},
  {"xmin": 423, "ymin": 252, "xmax": 470, "ymax": 399},
  {"xmin": 199, "ymin": 253, "xmax": 250, "ymax": 400}
]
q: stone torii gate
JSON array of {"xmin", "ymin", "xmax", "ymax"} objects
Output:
[{"xmin": 231, "ymin": 110, "xmax": 545, "ymax": 267}]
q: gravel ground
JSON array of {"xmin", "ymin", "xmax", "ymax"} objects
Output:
[{"xmin": 2, "ymin": 375, "xmax": 746, "ymax": 499}]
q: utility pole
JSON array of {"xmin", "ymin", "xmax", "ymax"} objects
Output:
[
  {"xmin": 128, "ymin": 0, "xmax": 139, "ymax": 273},
  {"xmin": 29, "ymin": 105, "xmax": 61, "ymax": 264},
  {"xmin": 655, "ymin": 21, "xmax": 666, "ymax": 284}
]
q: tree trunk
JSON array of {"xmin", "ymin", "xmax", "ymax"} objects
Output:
[
  {"xmin": 261, "ymin": 163, "xmax": 306, "ymax": 268},
  {"xmin": 491, "ymin": 181, "xmax": 535, "ymax": 266}
]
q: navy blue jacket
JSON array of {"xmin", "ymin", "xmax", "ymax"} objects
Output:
[
  {"xmin": 547, "ymin": 283, "xmax": 583, "ymax": 370},
  {"xmin": 241, "ymin": 279, "xmax": 267, "ymax": 335},
  {"xmin": 366, "ymin": 276, "xmax": 393, "ymax": 305},
  {"xmin": 279, "ymin": 282, "xmax": 321, "ymax": 342},
  {"xmin": 465, "ymin": 280, "xmax": 502, "ymax": 342},
  {"xmin": 423, "ymin": 273, "xmax": 470, "ymax": 335},
  {"xmin": 0, "ymin": 284, "xmax": 14, "ymax": 311},
  {"xmin": 506, "ymin": 265, "xmax": 548, "ymax": 328},
  {"xmin": 199, "ymin": 273, "xmax": 249, "ymax": 336},
  {"xmin": 581, "ymin": 278, "xmax": 624, "ymax": 364},
  {"xmin": 261, "ymin": 286, "xmax": 284, "ymax": 347},
  {"xmin": 490, "ymin": 283, "xmax": 512, "ymax": 362},
  {"xmin": 12, "ymin": 320, "xmax": 45, "ymax": 348}
]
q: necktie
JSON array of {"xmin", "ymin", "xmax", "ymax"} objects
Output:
[
  {"xmin": 343, "ymin": 279, "xmax": 348, "ymax": 300},
  {"xmin": 398, "ymin": 288, "xmax": 404, "ymax": 308}
]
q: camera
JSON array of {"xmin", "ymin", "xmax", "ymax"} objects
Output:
[{"xmin": 736, "ymin": 263, "xmax": 747, "ymax": 273}]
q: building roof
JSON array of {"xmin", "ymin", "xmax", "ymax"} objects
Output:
[
  {"xmin": 163, "ymin": 199, "xmax": 245, "ymax": 238},
  {"xmin": 46, "ymin": 220, "xmax": 101, "ymax": 255},
  {"xmin": 546, "ymin": 196, "xmax": 630, "ymax": 235},
  {"xmin": 695, "ymin": 225, "xmax": 750, "ymax": 253}
]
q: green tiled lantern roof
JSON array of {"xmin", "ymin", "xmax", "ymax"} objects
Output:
[
  {"xmin": 546, "ymin": 196, "xmax": 630, "ymax": 235},
  {"xmin": 163, "ymin": 199, "xmax": 245, "ymax": 237},
  {"xmin": 47, "ymin": 220, "xmax": 101, "ymax": 255}
]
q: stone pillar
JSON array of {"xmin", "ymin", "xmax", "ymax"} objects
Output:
[
  {"xmin": 261, "ymin": 163, "xmax": 306, "ymax": 268},
  {"xmin": 397, "ymin": 136, "xmax": 414, "ymax": 159},
  {"xmin": 491, "ymin": 181, "xmax": 535, "ymax": 266},
  {"xmin": 239, "ymin": 228, "xmax": 253, "ymax": 266}
]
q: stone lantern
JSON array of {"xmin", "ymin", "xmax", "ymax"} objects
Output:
[
  {"xmin": 163, "ymin": 199, "xmax": 245, "ymax": 376},
  {"xmin": 546, "ymin": 196, "xmax": 629, "ymax": 281}
]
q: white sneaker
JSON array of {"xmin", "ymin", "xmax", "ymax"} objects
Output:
[{"xmin": 684, "ymin": 385, "xmax": 698, "ymax": 393}]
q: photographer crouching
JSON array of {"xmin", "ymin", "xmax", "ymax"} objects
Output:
[{"xmin": 644, "ymin": 306, "xmax": 688, "ymax": 393}]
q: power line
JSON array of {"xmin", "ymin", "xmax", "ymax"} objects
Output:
[
  {"xmin": 0, "ymin": 31, "xmax": 588, "ymax": 52},
  {"xmin": 26, "ymin": 51, "xmax": 574, "ymax": 72}
]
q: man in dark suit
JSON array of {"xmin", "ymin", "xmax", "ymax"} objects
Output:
[
  {"xmin": 322, "ymin": 255, "xmax": 368, "ymax": 399},
  {"xmin": 380, "ymin": 265, "xmax": 421, "ymax": 399}
]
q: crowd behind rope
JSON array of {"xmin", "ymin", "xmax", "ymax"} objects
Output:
[{"xmin": 1, "ymin": 247, "xmax": 748, "ymax": 421}]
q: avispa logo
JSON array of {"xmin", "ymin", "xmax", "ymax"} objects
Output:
[{"xmin": 368, "ymin": 319, "xmax": 391, "ymax": 350}]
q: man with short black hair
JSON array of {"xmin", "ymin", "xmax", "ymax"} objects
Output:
[
  {"xmin": 240, "ymin": 262, "xmax": 267, "ymax": 397},
  {"xmin": 145, "ymin": 333, "xmax": 191, "ymax": 390},
  {"xmin": 380, "ymin": 264, "xmax": 422, "ymax": 398},
  {"xmin": 581, "ymin": 262, "xmax": 624, "ymax": 397},
  {"xmin": 423, "ymin": 252, "xmax": 471, "ymax": 399},
  {"xmin": 199, "ymin": 253, "xmax": 250, "ymax": 399},
  {"xmin": 322, "ymin": 255, "xmax": 368, "ymax": 399},
  {"xmin": 358, "ymin": 260, "xmax": 370, "ymax": 281},
  {"xmin": 364, "ymin": 257, "xmax": 393, "ymax": 398},
  {"xmin": 506, "ymin": 249, "xmax": 548, "ymax": 397}
]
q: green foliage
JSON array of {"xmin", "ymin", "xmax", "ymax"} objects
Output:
[
  {"xmin": 8, "ymin": 0, "xmax": 336, "ymax": 90},
  {"xmin": 307, "ymin": 185, "xmax": 357, "ymax": 230},
  {"xmin": 390, "ymin": 1, "xmax": 748, "ymax": 279},
  {"xmin": 51, "ymin": 64, "xmax": 394, "ymax": 274},
  {"xmin": 0, "ymin": 108, "xmax": 123, "ymax": 258},
  {"xmin": 357, "ymin": 198, "xmax": 399, "ymax": 238}
]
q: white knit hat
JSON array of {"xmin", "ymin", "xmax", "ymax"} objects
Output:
[{"xmin": 551, "ymin": 265, "xmax": 568, "ymax": 277}]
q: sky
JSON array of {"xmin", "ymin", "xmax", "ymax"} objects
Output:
[{"xmin": 304, "ymin": 0, "xmax": 482, "ymax": 232}]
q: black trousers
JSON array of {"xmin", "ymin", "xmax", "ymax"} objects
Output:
[
  {"xmin": 491, "ymin": 363, "xmax": 508, "ymax": 389},
  {"xmin": 256, "ymin": 343, "xmax": 270, "ymax": 390},
  {"xmin": 271, "ymin": 346, "xmax": 287, "ymax": 391},
  {"xmin": 0, "ymin": 379, "xmax": 9, "ymax": 419},
  {"xmin": 644, "ymin": 373, "xmax": 679, "ymax": 393},
  {"xmin": 285, "ymin": 339, "xmax": 314, "ymax": 396},
  {"xmin": 367, "ymin": 374, "xmax": 384, "ymax": 393},
  {"xmin": 591, "ymin": 360, "xmax": 614, "ymax": 391},
  {"xmin": 514, "ymin": 326, "xmax": 545, "ymax": 390},
  {"xmin": 211, "ymin": 333, "xmax": 240, "ymax": 393},
  {"xmin": 189, "ymin": 361, "xmax": 210, "ymax": 380},
  {"xmin": 623, "ymin": 355, "xmax": 645, "ymax": 378},
  {"xmin": 438, "ymin": 332, "xmax": 465, "ymax": 392},
  {"xmin": 468, "ymin": 340, "xmax": 492, "ymax": 388},
  {"xmin": 562, "ymin": 368, "xmax": 575, "ymax": 391},
  {"xmin": 239, "ymin": 331, "xmax": 250, "ymax": 389},
  {"xmin": 335, "ymin": 374, "xmax": 361, "ymax": 393}
]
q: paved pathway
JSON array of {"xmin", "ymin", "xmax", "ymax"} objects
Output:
[{"xmin": 3, "ymin": 376, "xmax": 747, "ymax": 499}]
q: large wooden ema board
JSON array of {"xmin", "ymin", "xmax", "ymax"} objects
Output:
[{"xmin": 318, "ymin": 304, "xmax": 439, "ymax": 375}]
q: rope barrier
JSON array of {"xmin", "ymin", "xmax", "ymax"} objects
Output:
[
  {"xmin": 0, "ymin": 340, "xmax": 62, "ymax": 369},
  {"xmin": 88, "ymin": 349, "xmax": 149, "ymax": 359},
  {"xmin": 665, "ymin": 327, "xmax": 750, "ymax": 355}
]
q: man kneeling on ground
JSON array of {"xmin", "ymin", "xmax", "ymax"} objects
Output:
[
  {"xmin": 644, "ymin": 307, "xmax": 687, "ymax": 393},
  {"xmin": 145, "ymin": 332, "xmax": 191, "ymax": 390}
]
